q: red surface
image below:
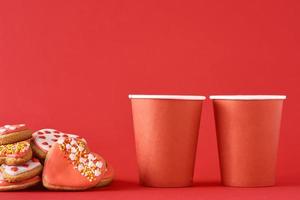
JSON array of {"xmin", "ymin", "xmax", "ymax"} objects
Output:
[{"xmin": 0, "ymin": 0, "xmax": 299, "ymax": 199}]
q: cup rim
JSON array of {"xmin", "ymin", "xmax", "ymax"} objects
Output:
[
  {"xmin": 128, "ymin": 94, "xmax": 206, "ymax": 100},
  {"xmin": 209, "ymin": 95, "xmax": 287, "ymax": 100}
]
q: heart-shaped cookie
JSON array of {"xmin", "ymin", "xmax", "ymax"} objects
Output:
[{"xmin": 43, "ymin": 137, "xmax": 107, "ymax": 190}]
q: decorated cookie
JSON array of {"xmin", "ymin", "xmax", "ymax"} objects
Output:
[
  {"xmin": 0, "ymin": 140, "xmax": 32, "ymax": 165},
  {"xmin": 0, "ymin": 124, "xmax": 32, "ymax": 145},
  {"xmin": 0, "ymin": 171, "xmax": 41, "ymax": 191},
  {"xmin": 32, "ymin": 129, "xmax": 86, "ymax": 159},
  {"xmin": 0, "ymin": 158, "xmax": 43, "ymax": 183},
  {"xmin": 43, "ymin": 137, "xmax": 107, "ymax": 190}
]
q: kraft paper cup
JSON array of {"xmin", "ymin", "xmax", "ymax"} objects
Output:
[
  {"xmin": 129, "ymin": 94, "xmax": 206, "ymax": 187},
  {"xmin": 210, "ymin": 95, "xmax": 286, "ymax": 187}
]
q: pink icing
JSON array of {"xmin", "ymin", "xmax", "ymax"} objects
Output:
[
  {"xmin": 1, "ymin": 158, "xmax": 41, "ymax": 176},
  {"xmin": 0, "ymin": 124, "xmax": 27, "ymax": 135}
]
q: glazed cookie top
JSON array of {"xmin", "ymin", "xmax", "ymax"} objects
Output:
[
  {"xmin": 1, "ymin": 158, "xmax": 41, "ymax": 176},
  {"xmin": 0, "ymin": 124, "xmax": 27, "ymax": 135},
  {"xmin": 32, "ymin": 129, "xmax": 85, "ymax": 153},
  {"xmin": 57, "ymin": 138, "xmax": 104, "ymax": 182},
  {"xmin": 0, "ymin": 140, "xmax": 31, "ymax": 158}
]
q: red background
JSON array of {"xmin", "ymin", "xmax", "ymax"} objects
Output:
[{"xmin": 0, "ymin": 0, "xmax": 299, "ymax": 199}]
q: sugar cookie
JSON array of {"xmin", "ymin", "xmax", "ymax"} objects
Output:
[
  {"xmin": 0, "ymin": 124, "xmax": 32, "ymax": 145},
  {"xmin": 0, "ymin": 171, "xmax": 41, "ymax": 191},
  {"xmin": 0, "ymin": 140, "xmax": 32, "ymax": 165},
  {"xmin": 43, "ymin": 137, "xmax": 106, "ymax": 190},
  {"xmin": 0, "ymin": 158, "xmax": 43, "ymax": 183}
]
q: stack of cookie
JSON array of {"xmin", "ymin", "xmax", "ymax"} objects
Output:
[
  {"xmin": 0, "ymin": 125, "xmax": 113, "ymax": 191},
  {"xmin": 0, "ymin": 124, "xmax": 42, "ymax": 191}
]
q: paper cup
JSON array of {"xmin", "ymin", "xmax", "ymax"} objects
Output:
[
  {"xmin": 210, "ymin": 95, "xmax": 286, "ymax": 187},
  {"xmin": 129, "ymin": 94, "xmax": 205, "ymax": 187}
]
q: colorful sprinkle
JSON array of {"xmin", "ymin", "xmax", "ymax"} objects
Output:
[{"xmin": 0, "ymin": 141, "xmax": 30, "ymax": 156}]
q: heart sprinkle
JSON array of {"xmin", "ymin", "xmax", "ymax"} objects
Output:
[{"xmin": 58, "ymin": 138, "xmax": 104, "ymax": 182}]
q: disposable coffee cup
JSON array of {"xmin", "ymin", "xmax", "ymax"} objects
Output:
[
  {"xmin": 210, "ymin": 95, "xmax": 286, "ymax": 187},
  {"xmin": 129, "ymin": 94, "xmax": 206, "ymax": 187}
]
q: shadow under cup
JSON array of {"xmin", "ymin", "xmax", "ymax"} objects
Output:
[
  {"xmin": 211, "ymin": 95, "xmax": 286, "ymax": 187},
  {"xmin": 129, "ymin": 95, "xmax": 205, "ymax": 187}
]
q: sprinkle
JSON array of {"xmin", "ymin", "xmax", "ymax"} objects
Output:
[
  {"xmin": 77, "ymin": 164, "xmax": 84, "ymax": 171},
  {"xmin": 88, "ymin": 154, "xmax": 96, "ymax": 161},
  {"xmin": 79, "ymin": 157, "xmax": 87, "ymax": 163},
  {"xmin": 96, "ymin": 161, "xmax": 103, "ymax": 168},
  {"xmin": 78, "ymin": 146, "xmax": 84, "ymax": 152},
  {"xmin": 57, "ymin": 138, "xmax": 65, "ymax": 144},
  {"xmin": 88, "ymin": 161, "xmax": 94, "ymax": 167},
  {"xmin": 71, "ymin": 147, "xmax": 77, "ymax": 153},
  {"xmin": 94, "ymin": 169, "xmax": 101, "ymax": 176},
  {"xmin": 70, "ymin": 139, "xmax": 77, "ymax": 145},
  {"xmin": 69, "ymin": 153, "xmax": 76, "ymax": 160}
]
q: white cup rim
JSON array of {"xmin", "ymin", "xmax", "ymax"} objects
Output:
[
  {"xmin": 128, "ymin": 94, "xmax": 206, "ymax": 100},
  {"xmin": 209, "ymin": 95, "xmax": 287, "ymax": 100}
]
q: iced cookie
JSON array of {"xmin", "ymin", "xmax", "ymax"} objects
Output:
[
  {"xmin": 0, "ymin": 158, "xmax": 43, "ymax": 183},
  {"xmin": 0, "ymin": 124, "xmax": 32, "ymax": 145},
  {"xmin": 0, "ymin": 140, "xmax": 32, "ymax": 165},
  {"xmin": 31, "ymin": 129, "xmax": 85, "ymax": 160},
  {"xmin": 43, "ymin": 137, "xmax": 107, "ymax": 190},
  {"xmin": 0, "ymin": 171, "xmax": 41, "ymax": 191}
]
